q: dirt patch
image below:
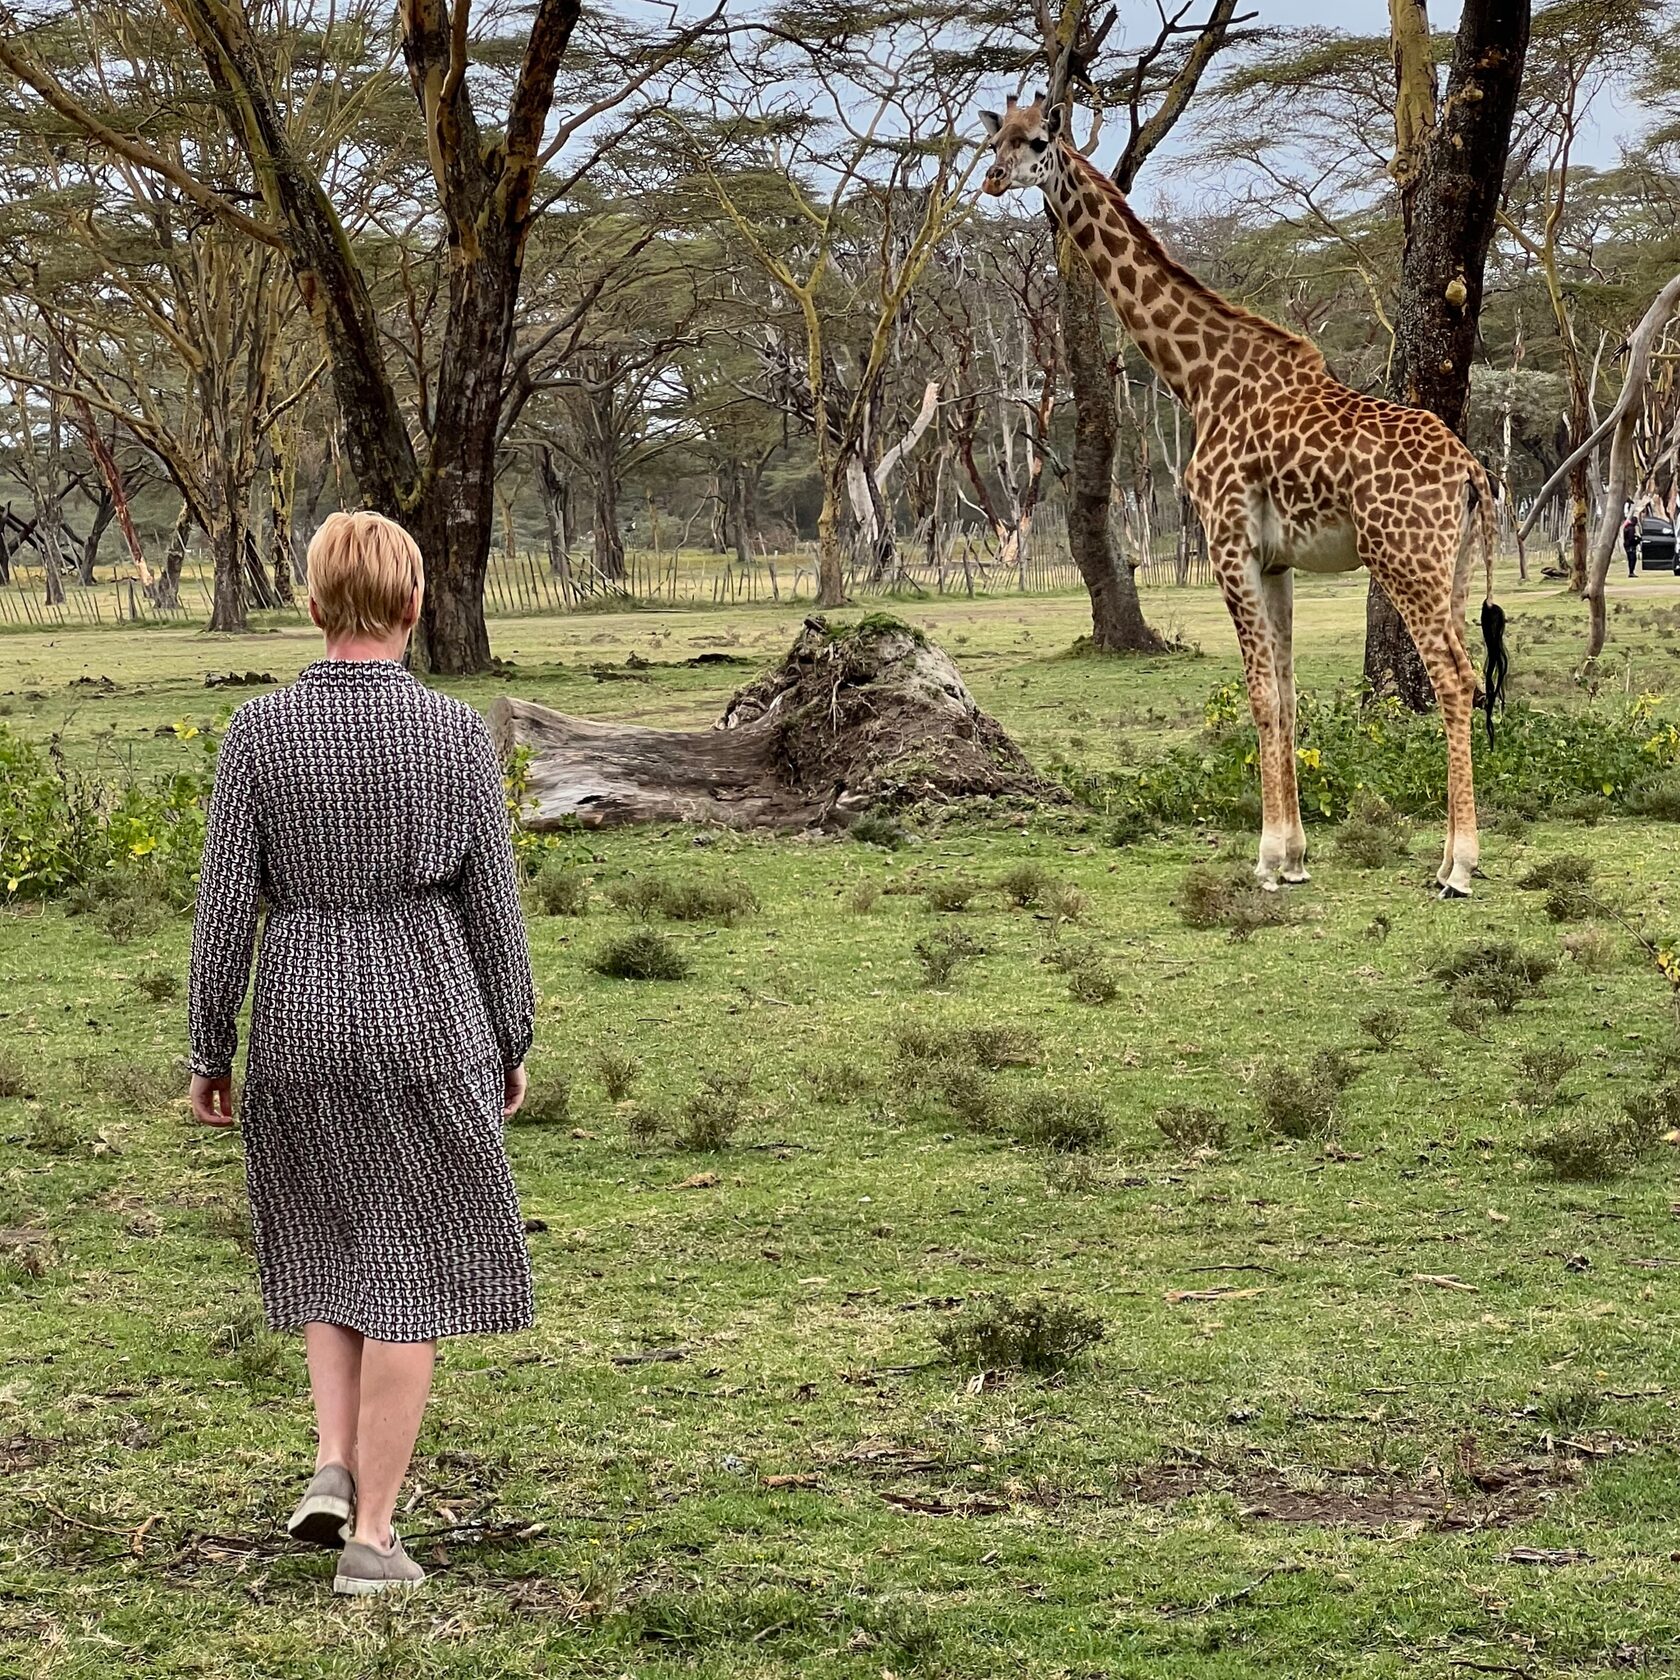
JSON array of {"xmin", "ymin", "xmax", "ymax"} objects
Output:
[{"xmin": 1120, "ymin": 1453, "xmax": 1575, "ymax": 1533}]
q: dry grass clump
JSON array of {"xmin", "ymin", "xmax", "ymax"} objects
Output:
[
  {"xmin": 1357, "ymin": 1006, "xmax": 1407, "ymax": 1050},
  {"xmin": 846, "ymin": 880, "xmax": 882, "ymax": 914},
  {"xmin": 1332, "ymin": 793, "xmax": 1410, "ymax": 869},
  {"xmin": 891, "ymin": 1022, "xmax": 1040, "ymax": 1076},
  {"xmin": 1065, "ymin": 954, "xmax": 1119, "ymax": 1005},
  {"xmin": 530, "ymin": 862, "xmax": 590, "ymax": 916},
  {"xmin": 1629, "ymin": 774, "xmax": 1680, "ymax": 821},
  {"xmin": 76, "ymin": 1055, "xmax": 181, "ymax": 1113},
  {"xmin": 1153, "ymin": 1104, "xmax": 1229, "ymax": 1151},
  {"xmin": 1009, "ymin": 1089, "xmax": 1110, "ymax": 1154},
  {"xmin": 622, "ymin": 1102, "xmax": 664, "ymax": 1148},
  {"xmin": 132, "ymin": 971, "xmax": 182, "ymax": 1003},
  {"xmin": 996, "ymin": 862, "xmax": 1054, "ymax": 908},
  {"xmin": 923, "ymin": 877, "xmax": 981, "ymax": 913},
  {"xmin": 1178, "ymin": 862, "xmax": 1287, "ymax": 938},
  {"xmin": 0, "ymin": 1049, "xmax": 35, "ymax": 1100},
  {"xmin": 677, "ymin": 1067, "xmax": 751, "ymax": 1151},
  {"xmin": 595, "ymin": 1048, "xmax": 642, "ymax": 1101},
  {"xmin": 1252, "ymin": 1049, "xmax": 1358, "ymax": 1141},
  {"xmin": 935, "ymin": 1293, "xmax": 1106, "ymax": 1376},
  {"xmin": 850, "ymin": 813, "xmax": 910, "ymax": 850},
  {"xmin": 1045, "ymin": 883, "xmax": 1089, "ymax": 927},
  {"xmin": 1560, "ymin": 923, "xmax": 1622, "ymax": 973},
  {"xmin": 1512, "ymin": 1046, "xmax": 1580, "ymax": 1118},
  {"xmin": 800, "ymin": 1057, "xmax": 876, "ymax": 1105},
  {"xmin": 514, "ymin": 1074, "xmax": 571, "ymax": 1127},
  {"xmin": 913, "ymin": 929, "xmax": 984, "ymax": 989},
  {"xmin": 1517, "ymin": 853, "xmax": 1594, "ymax": 892},
  {"xmin": 588, "ymin": 929, "xmax": 691, "ymax": 981}
]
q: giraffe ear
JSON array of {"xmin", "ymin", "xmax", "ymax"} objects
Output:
[
  {"xmin": 979, "ymin": 109, "xmax": 1002, "ymax": 138},
  {"xmin": 1044, "ymin": 104, "xmax": 1064, "ymax": 142}
]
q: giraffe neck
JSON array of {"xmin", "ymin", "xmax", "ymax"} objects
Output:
[{"xmin": 1042, "ymin": 147, "xmax": 1316, "ymax": 411}]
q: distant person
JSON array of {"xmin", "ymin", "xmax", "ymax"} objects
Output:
[
  {"xmin": 1623, "ymin": 513, "xmax": 1641, "ymax": 577},
  {"xmin": 187, "ymin": 511, "xmax": 534, "ymax": 1596}
]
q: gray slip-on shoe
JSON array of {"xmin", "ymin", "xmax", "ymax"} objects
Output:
[
  {"xmin": 286, "ymin": 1463, "xmax": 355, "ymax": 1548},
  {"xmin": 333, "ymin": 1531, "xmax": 426, "ymax": 1595}
]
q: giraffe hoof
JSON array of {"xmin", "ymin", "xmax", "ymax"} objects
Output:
[
  {"xmin": 1437, "ymin": 883, "xmax": 1472, "ymax": 902},
  {"xmin": 1281, "ymin": 869, "xmax": 1311, "ymax": 886},
  {"xmin": 1256, "ymin": 877, "xmax": 1281, "ymax": 894}
]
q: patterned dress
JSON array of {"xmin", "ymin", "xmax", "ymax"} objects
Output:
[{"xmin": 188, "ymin": 659, "xmax": 535, "ymax": 1342}]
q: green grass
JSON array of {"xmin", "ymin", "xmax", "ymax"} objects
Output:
[{"xmin": 7, "ymin": 580, "xmax": 1680, "ymax": 1676}]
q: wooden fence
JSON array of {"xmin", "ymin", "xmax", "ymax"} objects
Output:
[{"xmin": 0, "ymin": 514, "xmax": 1220, "ymax": 630}]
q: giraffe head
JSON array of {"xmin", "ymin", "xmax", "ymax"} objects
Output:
[{"xmin": 978, "ymin": 94, "xmax": 1063, "ymax": 197}]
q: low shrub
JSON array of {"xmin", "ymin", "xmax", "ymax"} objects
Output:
[
  {"xmin": 1430, "ymin": 941, "xmax": 1554, "ymax": 1013},
  {"xmin": 1525, "ymin": 1098, "xmax": 1666, "ymax": 1182},
  {"xmin": 847, "ymin": 880, "xmax": 882, "ymax": 913},
  {"xmin": 594, "ymin": 1048, "xmax": 641, "ymax": 1102},
  {"xmin": 1178, "ymin": 862, "xmax": 1286, "ymax": 938},
  {"xmin": 132, "ymin": 970, "xmax": 181, "ymax": 1003},
  {"xmin": 588, "ymin": 929, "xmax": 691, "ymax": 981},
  {"xmin": 1154, "ymin": 1104, "xmax": 1229, "ymax": 1151},
  {"xmin": 996, "ymin": 862, "xmax": 1053, "ymax": 908},
  {"xmin": 530, "ymin": 862, "xmax": 590, "ymax": 917},
  {"xmin": 606, "ymin": 875, "xmax": 756, "ymax": 925},
  {"xmin": 1065, "ymin": 955, "xmax": 1119, "ymax": 1005},
  {"xmin": 924, "ymin": 877, "xmax": 981, "ymax": 913},
  {"xmin": 800, "ymin": 1057, "xmax": 876, "ymax": 1105},
  {"xmin": 1333, "ymin": 793, "xmax": 1410, "ymax": 868},
  {"xmin": 515, "ymin": 1075, "xmax": 571, "ymax": 1127},
  {"xmin": 935, "ymin": 1292, "xmax": 1106, "ymax": 1375},
  {"xmin": 1072, "ymin": 686, "xmax": 1680, "ymax": 835},
  {"xmin": 913, "ymin": 929, "xmax": 983, "ymax": 989},
  {"xmin": 1518, "ymin": 854, "xmax": 1594, "ymax": 892},
  {"xmin": 891, "ymin": 1023, "xmax": 1040, "ymax": 1077},
  {"xmin": 0, "ymin": 1050, "xmax": 34, "ymax": 1100},
  {"xmin": 1544, "ymin": 882, "xmax": 1603, "ymax": 923},
  {"xmin": 1253, "ymin": 1050, "xmax": 1358, "ymax": 1141},
  {"xmin": 677, "ymin": 1067, "xmax": 751, "ymax": 1151},
  {"xmin": 1047, "ymin": 883, "xmax": 1089, "ymax": 927},
  {"xmin": 1357, "ymin": 1006, "xmax": 1407, "ymax": 1050},
  {"xmin": 1513, "ymin": 1046, "xmax": 1580, "ymax": 1117},
  {"xmin": 850, "ymin": 813, "xmax": 910, "ymax": 850},
  {"xmin": 1009, "ymin": 1089, "xmax": 1110, "ymax": 1154},
  {"xmin": 622, "ymin": 1101, "xmax": 664, "ymax": 1147}
]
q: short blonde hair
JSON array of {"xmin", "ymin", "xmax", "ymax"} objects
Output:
[{"xmin": 306, "ymin": 511, "xmax": 424, "ymax": 639}]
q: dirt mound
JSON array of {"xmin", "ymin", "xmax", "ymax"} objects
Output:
[{"xmin": 490, "ymin": 613, "xmax": 1061, "ymax": 830}]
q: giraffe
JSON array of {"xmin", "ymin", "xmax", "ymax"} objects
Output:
[{"xmin": 980, "ymin": 94, "xmax": 1508, "ymax": 899}]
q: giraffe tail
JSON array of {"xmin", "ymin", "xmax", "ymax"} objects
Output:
[{"xmin": 1470, "ymin": 460, "xmax": 1508, "ymax": 746}]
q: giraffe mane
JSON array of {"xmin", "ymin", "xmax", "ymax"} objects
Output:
[{"xmin": 1068, "ymin": 153, "xmax": 1326, "ymax": 369}]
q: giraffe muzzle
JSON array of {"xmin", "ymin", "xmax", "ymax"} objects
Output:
[{"xmin": 981, "ymin": 169, "xmax": 1008, "ymax": 196}]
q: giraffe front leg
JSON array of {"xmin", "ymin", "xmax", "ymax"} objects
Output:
[
  {"xmin": 1213, "ymin": 544, "xmax": 1288, "ymax": 890},
  {"xmin": 1260, "ymin": 569, "xmax": 1308, "ymax": 883}
]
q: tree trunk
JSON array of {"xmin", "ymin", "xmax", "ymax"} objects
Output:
[
  {"xmin": 78, "ymin": 493, "xmax": 115, "ymax": 586},
  {"xmin": 150, "ymin": 504, "xmax": 191, "ymax": 608},
  {"xmin": 591, "ymin": 455, "xmax": 625, "ymax": 583},
  {"xmin": 815, "ymin": 468, "xmax": 845, "ymax": 607},
  {"xmin": 536, "ymin": 446, "xmax": 574, "ymax": 600},
  {"xmin": 206, "ymin": 513, "xmax": 246, "ymax": 632},
  {"xmin": 1058, "ymin": 258, "xmax": 1163, "ymax": 652},
  {"xmin": 1368, "ymin": 0, "xmax": 1531, "ymax": 705},
  {"xmin": 269, "ymin": 442, "xmax": 296, "ymax": 606}
]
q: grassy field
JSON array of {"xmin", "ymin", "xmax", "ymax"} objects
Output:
[{"xmin": 6, "ymin": 575, "xmax": 1680, "ymax": 1677}]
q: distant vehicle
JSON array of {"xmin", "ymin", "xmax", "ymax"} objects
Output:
[{"xmin": 1639, "ymin": 513, "xmax": 1678, "ymax": 570}]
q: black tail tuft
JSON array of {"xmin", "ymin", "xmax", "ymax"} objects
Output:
[{"xmin": 1480, "ymin": 599, "xmax": 1508, "ymax": 746}]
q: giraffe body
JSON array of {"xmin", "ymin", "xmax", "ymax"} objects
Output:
[{"xmin": 981, "ymin": 97, "xmax": 1505, "ymax": 897}]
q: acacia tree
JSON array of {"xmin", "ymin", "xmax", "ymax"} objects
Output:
[
  {"xmin": 678, "ymin": 9, "xmax": 980, "ymax": 606},
  {"xmin": 0, "ymin": 0, "xmax": 722, "ymax": 670},
  {"xmin": 1031, "ymin": 0, "xmax": 1244, "ymax": 652},
  {"xmin": 1362, "ymin": 0, "xmax": 1532, "ymax": 707}
]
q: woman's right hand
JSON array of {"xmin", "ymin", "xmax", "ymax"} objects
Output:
[
  {"xmin": 502, "ymin": 1063, "xmax": 527, "ymax": 1118},
  {"xmin": 190, "ymin": 1074, "xmax": 236, "ymax": 1127}
]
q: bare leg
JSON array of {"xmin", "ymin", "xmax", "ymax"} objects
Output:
[
  {"xmin": 304, "ymin": 1322, "xmax": 364, "ymax": 1474},
  {"xmin": 1260, "ymin": 568, "xmax": 1308, "ymax": 882},
  {"xmin": 351, "ymin": 1339, "xmax": 436, "ymax": 1549}
]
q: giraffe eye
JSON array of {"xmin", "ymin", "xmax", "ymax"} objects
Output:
[{"xmin": 1028, "ymin": 137, "xmax": 1048, "ymax": 153}]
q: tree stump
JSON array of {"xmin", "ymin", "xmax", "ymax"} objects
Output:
[{"xmin": 489, "ymin": 613, "xmax": 1062, "ymax": 831}]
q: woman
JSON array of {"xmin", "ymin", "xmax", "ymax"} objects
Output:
[{"xmin": 187, "ymin": 510, "xmax": 534, "ymax": 1596}]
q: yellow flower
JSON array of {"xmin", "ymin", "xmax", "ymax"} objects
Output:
[
  {"xmin": 1297, "ymin": 747, "xmax": 1322, "ymax": 770},
  {"xmin": 129, "ymin": 835, "xmax": 157, "ymax": 857}
]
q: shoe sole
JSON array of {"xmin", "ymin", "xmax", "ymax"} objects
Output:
[
  {"xmin": 287, "ymin": 1495, "xmax": 353, "ymax": 1549},
  {"xmin": 332, "ymin": 1573, "xmax": 425, "ymax": 1596}
]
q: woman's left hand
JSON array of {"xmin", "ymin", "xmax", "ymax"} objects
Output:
[
  {"xmin": 503, "ymin": 1063, "xmax": 527, "ymax": 1118},
  {"xmin": 190, "ymin": 1074, "xmax": 237, "ymax": 1127}
]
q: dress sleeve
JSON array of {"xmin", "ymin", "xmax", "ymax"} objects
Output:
[
  {"xmin": 457, "ymin": 716, "xmax": 535, "ymax": 1070},
  {"xmin": 188, "ymin": 708, "xmax": 263, "ymax": 1080}
]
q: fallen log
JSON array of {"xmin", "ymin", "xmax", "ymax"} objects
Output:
[{"xmin": 488, "ymin": 613, "xmax": 1063, "ymax": 831}]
